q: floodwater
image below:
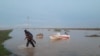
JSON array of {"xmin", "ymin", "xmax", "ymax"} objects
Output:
[{"xmin": 4, "ymin": 29, "xmax": 100, "ymax": 56}]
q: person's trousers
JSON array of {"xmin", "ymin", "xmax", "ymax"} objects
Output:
[{"xmin": 26, "ymin": 40, "xmax": 35, "ymax": 47}]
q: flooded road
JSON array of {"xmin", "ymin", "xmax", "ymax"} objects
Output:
[{"xmin": 4, "ymin": 29, "xmax": 100, "ymax": 56}]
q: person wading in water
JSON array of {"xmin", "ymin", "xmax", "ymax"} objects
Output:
[{"xmin": 24, "ymin": 29, "xmax": 36, "ymax": 47}]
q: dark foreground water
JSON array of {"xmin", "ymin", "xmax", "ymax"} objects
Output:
[{"xmin": 4, "ymin": 29, "xmax": 100, "ymax": 56}]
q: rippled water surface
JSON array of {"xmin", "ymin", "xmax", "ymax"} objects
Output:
[{"xmin": 4, "ymin": 29, "xmax": 100, "ymax": 56}]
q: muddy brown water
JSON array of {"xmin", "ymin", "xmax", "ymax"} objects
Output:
[{"xmin": 4, "ymin": 29, "xmax": 100, "ymax": 56}]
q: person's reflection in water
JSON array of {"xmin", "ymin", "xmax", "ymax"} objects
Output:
[{"xmin": 25, "ymin": 48, "xmax": 35, "ymax": 56}]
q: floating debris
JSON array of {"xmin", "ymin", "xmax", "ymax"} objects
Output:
[
  {"xmin": 54, "ymin": 29, "xmax": 61, "ymax": 32},
  {"xmin": 86, "ymin": 34, "xmax": 100, "ymax": 37},
  {"xmin": 36, "ymin": 33, "xmax": 43, "ymax": 39}
]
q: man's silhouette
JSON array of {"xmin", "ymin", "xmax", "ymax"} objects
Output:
[{"xmin": 24, "ymin": 29, "xmax": 36, "ymax": 47}]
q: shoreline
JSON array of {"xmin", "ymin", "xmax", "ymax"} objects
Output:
[
  {"xmin": 0, "ymin": 29, "xmax": 12, "ymax": 56},
  {"xmin": 14, "ymin": 28, "xmax": 100, "ymax": 30}
]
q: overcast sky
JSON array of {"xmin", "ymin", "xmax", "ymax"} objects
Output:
[{"xmin": 0, "ymin": 0, "xmax": 100, "ymax": 28}]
